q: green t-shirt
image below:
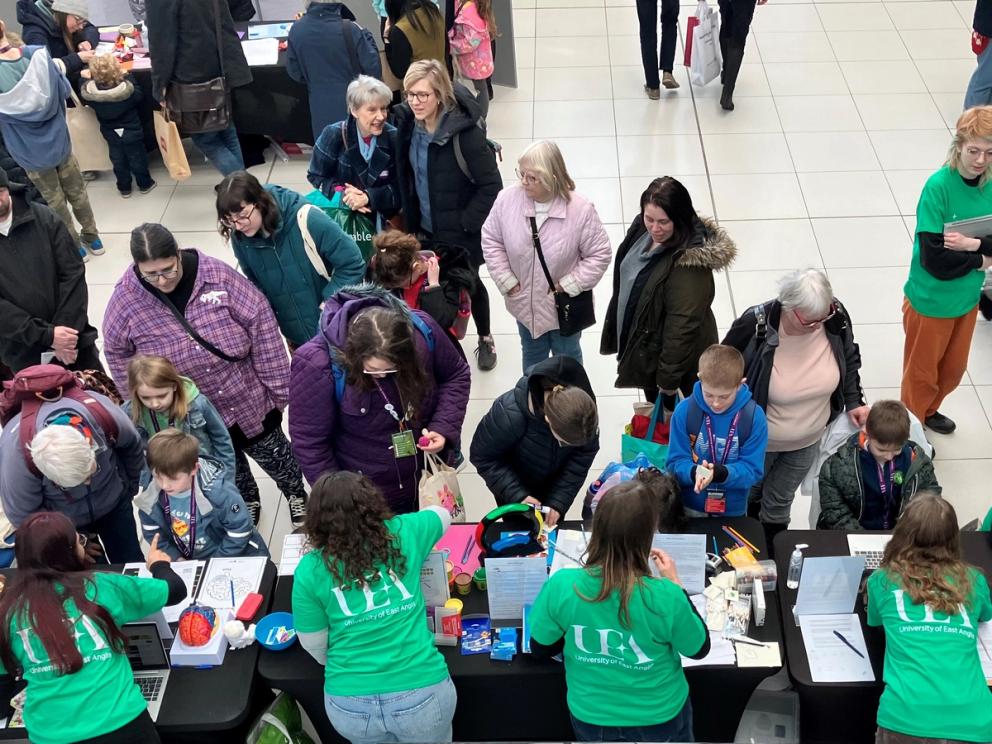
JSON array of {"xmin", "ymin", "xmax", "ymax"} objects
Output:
[
  {"xmin": 0, "ymin": 572, "xmax": 169, "ymax": 744},
  {"xmin": 292, "ymin": 509, "xmax": 449, "ymax": 696},
  {"xmin": 904, "ymin": 166, "xmax": 992, "ymax": 318},
  {"xmin": 867, "ymin": 568, "xmax": 992, "ymax": 742},
  {"xmin": 529, "ymin": 567, "xmax": 707, "ymax": 727}
]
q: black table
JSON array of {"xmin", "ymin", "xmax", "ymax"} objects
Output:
[
  {"xmin": 773, "ymin": 530, "xmax": 992, "ymax": 744},
  {"xmin": 0, "ymin": 560, "xmax": 277, "ymax": 743},
  {"xmin": 259, "ymin": 517, "xmax": 783, "ymax": 743}
]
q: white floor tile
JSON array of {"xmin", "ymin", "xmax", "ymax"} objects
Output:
[
  {"xmin": 535, "ymin": 35, "xmax": 611, "ymax": 66},
  {"xmin": 852, "ymin": 323, "xmax": 906, "ymax": 388},
  {"xmin": 930, "ymin": 458, "xmax": 992, "ymax": 526},
  {"xmin": 620, "ymin": 175, "xmax": 715, "ymax": 218},
  {"xmin": 774, "ymin": 95, "xmax": 864, "ymax": 132},
  {"xmin": 485, "ymin": 101, "xmax": 535, "ymax": 139},
  {"xmin": 920, "ymin": 385, "xmax": 992, "ymax": 459},
  {"xmin": 711, "ymin": 173, "xmax": 808, "ymax": 220},
  {"xmin": 839, "ymin": 60, "xmax": 927, "ymax": 94},
  {"xmin": 883, "ymin": 169, "xmax": 934, "ymax": 215},
  {"xmin": 798, "ymin": 171, "xmax": 899, "ymax": 217},
  {"xmin": 720, "ymin": 219, "xmax": 822, "ymax": 271},
  {"xmin": 812, "ymin": 216, "xmax": 912, "ymax": 268},
  {"xmin": 573, "ymin": 178, "xmax": 625, "ymax": 225},
  {"xmin": 160, "ymin": 185, "xmax": 225, "ymax": 232},
  {"xmin": 513, "ymin": 7, "xmax": 537, "ymax": 37},
  {"xmin": 764, "ymin": 62, "xmax": 850, "ymax": 96},
  {"xmin": 754, "ymin": 31, "xmax": 835, "ymax": 63},
  {"xmin": 915, "ymin": 59, "xmax": 974, "ymax": 94},
  {"xmin": 535, "ymin": 66, "xmax": 615, "ymax": 100},
  {"xmin": 695, "ymin": 96, "xmax": 783, "ymax": 133},
  {"xmin": 536, "ymin": 7, "xmax": 608, "ymax": 36},
  {"xmin": 786, "ymin": 131, "xmax": 881, "ymax": 172},
  {"xmin": 614, "ymin": 96, "xmax": 700, "ymax": 135},
  {"xmin": 828, "ymin": 267, "xmax": 906, "ymax": 323},
  {"xmin": 853, "ymin": 93, "xmax": 947, "ymax": 131},
  {"xmin": 817, "ymin": 3, "xmax": 894, "ymax": 31},
  {"xmin": 726, "ymin": 269, "xmax": 789, "ymax": 314},
  {"xmin": 931, "ymin": 92, "xmax": 968, "ymax": 130},
  {"xmin": 534, "ymin": 100, "xmax": 617, "ymax": 137},
  {"xmin": 692, "ymin": 64, "xmax": 770, "ymax": 98},
  {"xmin": 883, "ymin": 1, "xmax": 966, "ymax": 30},
  {"xmin": 898, "ymin": 29, "xmax": 974, "ymax": 60},
  {"xmin": 553, "ymin": 137, "xmax": 620, "ymax": 178},
  {"xmin": 827, "ymin": 30, "xmax": 909, "ymax": 61},
  {"xmin": 702, "ymin": 132, "xmax": 796, "ymax": 174},
  {"xmin": 867, "ymin": 129, "xmax": 952, "ymax": 171},
  {"xmin": 749, "ymin": 4, "xmax": 824, "ymax": 32},
  {"xmin": 617, "ymin": 134, "xmax": 707, "ymax": 176},
  {"xmin": 495, "ymin": 69, "xmax": 536, "ymax": 102},
  {"xmin": 968, "ymin": 322, "xmax": 992, "ymax": 386}
]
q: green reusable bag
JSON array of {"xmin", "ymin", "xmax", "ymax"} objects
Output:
[
  {"xmin": 620, "ymin": 397, "xmax": 669, "ymax": 469},
  {"xmin": 305, "ymin": 189, "xmax": 374, "ymax": 263}
]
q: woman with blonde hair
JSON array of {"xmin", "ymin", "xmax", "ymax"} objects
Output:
[
  {"xmin": 482, "ymin": 140, "xmax": 611, "ymax": 371},
  {"xmin": 393, "ymin": 59, "xmax": 502, "ymax": 371},
  {"xmin": 867, "ymin": 494, "xmax": 992, "ymax": 743},
  {"xmin": 902, "ymin": 106, "xmax": 992, "ymax": 436}
]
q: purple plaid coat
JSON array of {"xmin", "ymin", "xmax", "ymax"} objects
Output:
[{"xmin": 102, "ymin": 250, "xmax": 290, "ymax": 438}]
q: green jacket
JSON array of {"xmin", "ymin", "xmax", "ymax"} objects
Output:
[
  {"xmin": 817, "ymin": 433, "xmax": 940, "ymax": 531},
  {"xmin": 231, "ymin": 184, "xmax": 365, "ymax": 346}
]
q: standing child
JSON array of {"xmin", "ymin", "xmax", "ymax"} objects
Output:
[
  {"xmin": 80, "ymin": 54, "xmax": 155, "ymax": 198},
  {"xmin": 448, "ymin": 0, "xmax": 496, "ymax": 117},
  {"xmin": 667, "ymin": 344, "xmax": 768, "ymax": 517}
]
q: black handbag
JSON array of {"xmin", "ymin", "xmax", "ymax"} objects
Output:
[
  {"xmin": 164, "ymin": 0, "xmax": 231, "ymax": 134},
  {"xmin": 529, "ymin": 216, "xmax": 596, "ymax": 338}
]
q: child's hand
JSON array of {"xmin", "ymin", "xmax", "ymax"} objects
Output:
[
  {"xmin": 426, "ymin": 256, "xmax": 440, "ymax": 286},
  {"xmin": 694, "ymin": 460, "xmax": 714, "ymax": 493}
]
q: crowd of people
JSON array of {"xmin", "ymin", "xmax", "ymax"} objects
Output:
[{"xmin": 0, "ymin": 0, "xmax": 990, "ymax": 742}]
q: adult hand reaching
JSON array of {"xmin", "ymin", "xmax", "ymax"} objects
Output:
[
  {"xmin": 145, "ymin": 534, "xmax": 172, "ymax": 569},
  {"xmin": 847, "ymin": 405, "xmax": 871, "ymax": 429}
]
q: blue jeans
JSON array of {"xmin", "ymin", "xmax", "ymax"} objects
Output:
[
  {"xmin": 324, "ymin": 676, "xmax": 456, "ymax": 744},
  {"xmin": 966, "ymin": 46, "xmax": 992, "ymax": 109},
  {"xmin": 517, "ymin": 322, "xmax": 583, "ymax": 373},
  {"xmin": 190, "ymin": 124, "xmax": 244, "ymax": 176},
  {"xmin": 570, "ymin": 698, "xmax": 694, "ymax": 742}
]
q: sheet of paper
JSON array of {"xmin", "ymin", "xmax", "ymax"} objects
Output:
[
  {"xmin": 978, "ymin": 622, "xmax": 992, "ymax": 683},
  {"xmin": 420, "ymin": 550, "xmax": 450, "ymax": 609},
  {"xmin": 129, "ymin": 56, "xmax": 152, "ymax": 70},
  {"xmin": 199, "ymin": 556, "xmax": 266, "ymax": 609},
  {"xmin": 486, "ymin": 556, "xmax": 548, "ymax": 626},
  {"xmin": 247, "ymin": 22, "xmax": 294, "ymax": 39},
  {"xmin": 794, "ymin": 556, "xmax": 865, "ymax": 616},
  {"xmin": 278, "ymin": 533, "xmax": 313, "ymax": 576},
  {"xmin": 123, "ymin": 560, "xmax": 205, "ymax": 623},
  {"xmin": 800, "ymin": 613, "xmax": 874, "ymax": 682},
  {"xmin": 549, "ymin": 529, "xmax": 588, "ymax": 575},
  {"xmin": 241, "ymin": 38, "xmax": 279, "ymax": 67},
  {"xmin": 735, "ymin": 640, "xmax": 782, "ymax": 668},
  {"xmin": 651, "ymin": 533, "xmax": 706, "ymax": 596},
  {"xmin": 681, "ymin": 634, "xmax": 735, "ymax": 667}
]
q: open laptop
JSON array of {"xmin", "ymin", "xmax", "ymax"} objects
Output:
[
  {"xmin": 123, "ymin": 622, "xmax": 171, "ymax": 721},
  {"xmin": 847, "ymin": 534, "xmax": 892, "ymax": 572}
]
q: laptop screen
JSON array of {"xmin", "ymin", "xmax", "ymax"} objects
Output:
[{"xmin": 123, "ymin": 623, "xmax": 169, "ymax": 671}]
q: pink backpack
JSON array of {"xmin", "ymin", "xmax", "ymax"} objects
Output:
[{"xmin": 448, "ymin": 1, "xmax": 494, "ymax": 80}]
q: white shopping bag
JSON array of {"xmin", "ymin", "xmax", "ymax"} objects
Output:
[
  {"xmin": 689, "ymin": 1, "xmax": 723, "ymax": 87},
  {"xmin": 418, "ymin": 452, "xmax": 467, "ymax": 522}
]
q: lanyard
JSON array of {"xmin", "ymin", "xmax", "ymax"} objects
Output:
[
  {"xmin": 149, "ymin": 412, "xmax": 175, "ymax": 434},
  {"xmin": 704, "ymin": 411, "xmax": 741, "ymax": 466},
  {"xmin": 159, "ymin": 482, "xmax": 197, "ymax": 559},
  {"xmin": 372, "ymin": 378, "xmax": 408, "ymax": 432},
  {"xmin": 876, "ymin": 459, "xmax": 895, "ymax": 497}
]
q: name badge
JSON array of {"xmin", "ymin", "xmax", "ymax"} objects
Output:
[
  {"xmin": 704, "ymin": 489, "xmax": 727, "ymax": 515},
  {"xmin": 391, "ymin": 430, "xmax": 416, "ymax": 459}
]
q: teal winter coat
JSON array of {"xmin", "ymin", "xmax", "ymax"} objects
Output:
[{"xmin": 231, "ymin": 184, "xmax": 365, "ymax": 346}]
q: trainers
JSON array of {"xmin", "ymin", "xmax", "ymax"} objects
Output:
[
  {"xmin": 662, "ymin": 71, "xmax": 680, "ymax": 89},
  {"xmin": 475, "ymin": 336, "xmax": 497, "ymax": 371},
  {"xmin": 85, "ymin": 238, "xmax": 105, "ymax": 256},
  {"xmin": 78, "ymin": 245, "xmax": 89, "ymax": 263},
  {"xmin": 119, "ymin": 190, "xmax": 132, "ymax": 199},
  {"xmin": 139, "ymin": 180, "xmax": 157, "ymax": 194},
  {"xmin": 644, "ymin": 86, "xmax": 661, "ymax": 100},
  {"xmin": 245, "ymin": 498, "xmax": 261, "ymax": 526},
  {"xmin": 81, "ymin": 170, "xmax": 98, "ymax": 182},
  {"xmin": 287, "ymin": 494, "xmax": 307, "ymax": 528},
  {"xmin": 924, "ymin": 411, "xmax": 956, "ymax": 435}
]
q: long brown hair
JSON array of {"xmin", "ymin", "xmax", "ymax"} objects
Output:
[
  {"xmin": 580, "ymin": 482, "xmax": 660, "ymax": 628},
  {"xmin": 880, "ymin": 494, "xmax": 974, "ymax": 616},
  {"xmin": 341, "ymin": 305, "xmax": 429, "ymax": 418},
  {"xmin": 304, "ymin": 471, "xmax": 407, "ymax": 586},
  {"xmin": 127, "ymin": 355, "xmax": 190, "ymax": 425},
  {"xmin": 0, "ymin": 513, "xmax": 127, "ymax": 677}
]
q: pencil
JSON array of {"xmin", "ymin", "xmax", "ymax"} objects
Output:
[
  {"xmin": 722, "ymin": 526, "xmax": 745, "ymax": 548},
  {"xmin": 461, "ymin": 534, "xmax": 474, "ymax": 564},
  {"xmin": 726, "ymin": 526, "xmax": 760, "ymax": 554}
]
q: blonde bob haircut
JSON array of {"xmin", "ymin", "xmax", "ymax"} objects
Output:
[
  {"xmin": 517, "ymin": 140, "xmax": 576, "ymax": 203},
  {"xmin": 403, "ymin": 59, "xmax": 456, "ymax": 112},
  {"xmin": 947, "ymin": 106, "xmax": 992, "ymax": 187}
]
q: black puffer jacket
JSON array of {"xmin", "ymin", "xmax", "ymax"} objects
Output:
[
  {"xmin": 0, "ymin": 132, "xmax": 43, "ymax": 205},
  {"xmin": 16, "ymin": 0, "xmax": 100, "ymax": 76},
  {"xmin": 392, "ymin": 84, "xmax": 502, "ymax": 265},
  {"xmin": 469, "ymin": 356, "xmax": 600, "ymax": 517}
]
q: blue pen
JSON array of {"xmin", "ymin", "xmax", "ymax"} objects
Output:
[
  {"xmin": 712, "ymin": 536, "xmax": 718, "ymax": 555},
  {"xmin": 229, "ymin": 579, "xmax": 236, "ymax": 609},
  {"xmin": 833, "ymin": 630, "xmax": 865, "ymax": 658}
]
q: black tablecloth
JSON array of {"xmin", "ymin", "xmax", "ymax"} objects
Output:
[
  {"xmin": 0, "ymin": 560, "xmax": 277, "ymax": 742},
  {"xmin": 259, "ymin": 517, "xmax": 783, "ymax": 743},
  {"xmin": 772, "ymin": 530, "xmax": 992, "ymax": 744}
]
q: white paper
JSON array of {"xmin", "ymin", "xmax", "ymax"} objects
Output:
[
  {"xmin": 129, "ymin": 56, "xmax": 152, "ymax": 70},
  {"xmin": 247, "ymin": 22, "xmax": 294, "ymax": 39},
  {"xmin": 794, "ymin": 556, "xmax": 865, "ymax": 616},
  {"xmin": 978, "ymin": 621, "xmax": 992, "ymax": 682},
  {"xmin": 651, "ymin": 533, "xmax": 707, "ymax": 596},
  {"xmin": 420, "ymin": 551, "xmax": 450, "ymax": 609},
  {"xmin": 199, "ymin": 556, "xmax": 266, "ymax": 609},
  {"xmin": 681, "ymin": 634, "xmax": 735, "ymax": 667},
  {"xmin": 735, "ymin": 640, "xmax": 782, "ymax": 668},
  {"xmin": 278, "ymin": 533, "xmax": 313, "ymax": 576},
  {"xmin": 123, "ymin": 560, "xmax": 205, "ymax": 623},
  {"xmin": 800, "ymin": 613, "xmax": 874, "ymax": 682},
  {"xmin": 549, "ymin": 529, "xmax": 588, "ymax": 575},
  {"xmin": 486, "ymin": 557, "xmax": 548, "ymax": 625},
  {"xmin": 240, "ymin": 38, "xmax": 279, "ymax": 67}
]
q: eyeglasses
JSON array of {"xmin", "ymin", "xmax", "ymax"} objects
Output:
[
  {"xmin": 514, "ymin": 168, "xmax": 540, "ymax": 186},
  {"xmin": 404, "ymin": 90, "xmax": 433, "ymax": 103},
  {"xmin": 363, "ymin": 368, "xmax": 398, "ymax": 376},
  {"xmin": 222, "ymin": 203, "xmax": 256, "ymax": 229},
  {"xmin": 794, "ymin": 303, "xmax": 838, "ymax": 328},
  {"xmin": 140, "ymin": 259, "xmax": 180, "ymax": 283}
]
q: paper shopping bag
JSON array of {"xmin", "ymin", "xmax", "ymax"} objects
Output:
[
  {"xmin": 689, "ymin": 2, "xmax": 723, "ymax": 87},
  {"xmin": 66, "ymin": 90, "xmax": 112, "ymax": 172},
  {"xmin": 153, "ymin": 110, "xmax": 191, "ymax": 181},
  {"xmin": 419, "ymin": 452, "xmax": 466, "ymax": 522},
  {"xmin": 684, "ymin": 1, "xmax": 706, "ymax": 66}
]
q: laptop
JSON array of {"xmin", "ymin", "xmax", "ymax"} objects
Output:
[
  {"xmin": 847, "ymin": 534, "xmax": 892, "ymax": 572},
  {"xmin": 123, "ymin": 622, "xmax": 171, "ymax": 721}
]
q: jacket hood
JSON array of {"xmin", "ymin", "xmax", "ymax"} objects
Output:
[
  {"xmin": 307, "ymin": 2, "xmax": 356, "ymax": 19},
  {"xmin": 676, "ymin": 216, "xmax": 737, "ymax": 271},
  {"xmin": 319, "ymin": 282, "xmax": 412, "ymax": 348},
  {"xmin": 17, "ymin": 0, "xmax": 57, "ymax": 34},
  {"xmin": 8, "ymin": 185, "xmax": 36, "ymax": 230},
  {"xmin": 0, "ymin": 47, "xmax": 65, "ymax": 124},
  {"xmin": 690, "ymin": 379, "xmax": 753, "ymax": 418},
  {"xmin": 455, "ymin": 1, "xmax": 488, "ymax": 31},
  {"xmin": 267, "ymin": 184, "xmax": 307, "ymax": 242},
  {"xmin": 81, "ymin": 78, "xmax": 135, "ymax": 103},
  {"xmin": 517, "ymin": 356, "xmax": 596, "ymax": 417},
  {"xmin": 432, "ymin": 83, "xmax": 484, "ymax": 144},
  {"xmin": 135, "ymin": 454, "xmax": 226, "ymax": 515}
]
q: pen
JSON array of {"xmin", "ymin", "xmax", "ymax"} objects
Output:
[
  {"xmin": 712, "ymin": 536, "xmax": 719, "ymax": 555},
  {"xmin": 729, "ymin": 636, "xmax": 764, "ymax": 647},
  {"xmin": 547, "ymin": 537, "xmax": 584, "ymax": 567},
  {"xmin": 461, "ymin": 534, "xmax": 474, "ymax": 564},
  {"xmin": 229, "ymin": 579, "xmax": 236, "ymax": 609},
  {"xmin": 833, "ymin": 630, "xmax": 865, "ymax": 658}
]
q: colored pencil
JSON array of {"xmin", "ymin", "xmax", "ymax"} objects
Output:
[
  {"xmin": 722, "ymin": 526, "xmax": 745, "ymax": 548},
  {"xmin": 726, "ymin": 525, "xmax": 760, "ymax": 554}
]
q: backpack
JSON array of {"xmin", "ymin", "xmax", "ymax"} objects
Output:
[
  {"xmin": 0, "ymin": 365, "xmax": 121, "ymax": 477},
  {"xmin": 683, "ymin": 395, "xmax": 758, "ymax": 459},
  {"xmin": 453, "ymin": 128, "xmax": 502, "ymax": 185}
]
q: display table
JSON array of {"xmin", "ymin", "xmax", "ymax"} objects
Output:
[
  {"xmin": 772, "ymin": 530, "xmax": 992, "ymax": 744},
  {"xmin": 259, "ymin": 517, "xmax": 782, "ymax": 743}
]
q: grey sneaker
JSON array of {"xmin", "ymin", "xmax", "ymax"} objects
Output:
[
  {"xmin": 645, "ymin": 86, "xmax": 661, "ymax": 100},
  {"xmin": 662, "ymin": 71, "xmax": 680, "ymax": 89},
  {"xmin": 475, "ymin": 336, "xmax": 497, "ymax": 371},
  {"xmin": 287, "ymin": 494, "xmax": 307, "ymax": 528}
]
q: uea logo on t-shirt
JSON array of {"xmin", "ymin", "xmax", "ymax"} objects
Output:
[
  {"xmin": 571, "ymin": 625, "xmax": 655, "ymax": 666},
  {"xmin": 331, "ymin": 570, "xmax": 414, "ymax": 620},
  {"xmin": 891, "ymin": 589, "xmax": 975, "ymax": 630},
  {"xmin": 18, "ymin": 614, "xmax": 107, "ymax": 666}
]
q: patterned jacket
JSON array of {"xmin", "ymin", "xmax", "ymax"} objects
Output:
[{"xmin": 102, "ymin": 250, "xmax": 290, "ymax": 437}]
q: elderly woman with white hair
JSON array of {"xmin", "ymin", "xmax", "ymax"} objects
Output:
[
  {"xmin": 307, "ymin": 75, "xmax": 401, "ymax": 232},
  {"xmin": 482, "ymin": 140, "xmax": 612, "ymax": 371},
  {"xmin": 723, "ymin": 269, "xmax": 870, "ymax": 547}
]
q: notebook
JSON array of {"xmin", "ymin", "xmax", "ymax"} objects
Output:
[{"xmin": 123, "ymin": 622, "xmax": 171, "ymax": 721}]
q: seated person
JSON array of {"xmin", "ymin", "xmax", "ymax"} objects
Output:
[
  {"xmin": 817, "ymin": 400, "xmax": 939, "ymax": 531},
  {"xmin": 136, "ymin": 430, "xmax": 269, "ymax": 560},
  {"xmin": 635, "ymin": 466, "xmax": 687, "ymax": 533},
  {"xmin": 470, "ymin": 356, "xmax": 599, "ymax": 528},
  {"xmin": 666, "ymin": 344, "xmax": 768, "ymax": 517}
]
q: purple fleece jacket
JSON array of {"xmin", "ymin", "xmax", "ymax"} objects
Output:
[{"xmin": 288, "ymin": 287, "xmax": 471, "ymax": 512}]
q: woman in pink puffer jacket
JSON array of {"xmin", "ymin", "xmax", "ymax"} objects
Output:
[{"xmin": 482, "ymin": 140, "xmax": 612, "ymax": 373}]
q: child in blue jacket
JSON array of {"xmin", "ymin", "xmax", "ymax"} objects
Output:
[{"xmin": 667, "ymin": 345, "xmax": 768, "ymax": 517}]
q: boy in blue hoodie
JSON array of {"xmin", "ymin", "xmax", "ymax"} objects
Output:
[{"xmin": 667, "ymin": 344, "xmax": 768, "ymax": 517}]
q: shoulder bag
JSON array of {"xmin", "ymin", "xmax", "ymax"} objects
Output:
[{"xmin": 529, "ymin": 216, "xmax": 595, "ymax": 338}]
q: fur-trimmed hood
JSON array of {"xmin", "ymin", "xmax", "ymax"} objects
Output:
[
  {"xmin": 676, "ymin": 215, "xmax": 737, "ymax": 271},
  {"xmin": 80, "ymin": 78, "xmax": 135, "ymax": 103}
]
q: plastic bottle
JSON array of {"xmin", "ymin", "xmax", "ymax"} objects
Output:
[{"xmin": 786, "ymin": 544, "xmax": 808, "ymax": 590}]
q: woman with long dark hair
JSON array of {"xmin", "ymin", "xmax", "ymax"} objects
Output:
[
  {"xmin": 529, "ymin": 481, "xmax": 709, "ymax": 741},
  {"xmin": 0, "ymin": 512, "xmax": 186, "ymax": 743},
  {"xmin": 383, "ymin": 0, "xmax": 446, "ymax": 81},
  {"xmin": 867, "ymin": 495, "xmax": 992, "ymax": 744},
  {"xmin": 293, "ymin": 471, "xmax": 456, "ymax": 744}
]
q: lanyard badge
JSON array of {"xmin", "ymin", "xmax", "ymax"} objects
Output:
[
  {"xmin": 159, "ymin": 482, "xmax": 197, "ymax": 559},
  {"xmin": 701, "ymin": 412, "xmax": 740, "ymax": 514},
  {"xmin": 375, "ymin": 379, "xmax": 416, "ymax": 459}
]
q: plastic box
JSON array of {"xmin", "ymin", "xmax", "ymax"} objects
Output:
[{"xmin": 734, "ymin": 689, "xmax": 800, "ymax": 744}]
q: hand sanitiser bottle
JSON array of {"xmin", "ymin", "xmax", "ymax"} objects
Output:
[{"xmin": 786, "ymin": 544, "xmax": 808, "ymax": 590}]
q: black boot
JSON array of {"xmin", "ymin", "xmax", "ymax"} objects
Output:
[
  {"xmin": 762, "ymin": 522, "xmax": 788, "ymax": 559},
  {"xmin": 719, "ymin": 36, "xmax": 729, "ymax": 83},
  {"xmin": 720, "ymin": 43, "xmax": 745, "ymax": 111}
]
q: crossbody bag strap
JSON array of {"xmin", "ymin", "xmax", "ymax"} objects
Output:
[
  {"xmin": 148, "ymin": 280, "xmax": 244, "ymax": 363},
  {"xmin": 529, "ymin": 216, "xmax": 556, "ymax": 293},
  {"xmin": 343, "ymin": 21, "xmax": 361, "ymax": 74},
  {"xmin": 211, "ymin": 0, "xmax": 226, "ymax": 81}
]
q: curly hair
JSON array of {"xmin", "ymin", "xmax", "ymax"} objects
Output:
[
  {"xmin": 369, "ymin": 230, "xmax": 422, "ymax": 289},
  {"xmin": 88, "ymin": 53, "xmax": 125, "ymax": 87},
  {"xmin": 304, "ymin": 471, "xmax": 407, "ymax": 587}
]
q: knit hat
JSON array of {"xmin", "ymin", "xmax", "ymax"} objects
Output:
[{"xmin": 51, "ymin": 0, "xmax": 90, "ymax": 17}]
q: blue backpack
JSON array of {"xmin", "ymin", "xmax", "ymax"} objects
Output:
[{"xmin": 683, "ymin": 396, "xmax": 758, "ymax": 456}]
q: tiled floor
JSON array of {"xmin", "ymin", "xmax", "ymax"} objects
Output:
[{"xmin": 77, "ymin": 0, "xmax": 990, "ymax": 558}]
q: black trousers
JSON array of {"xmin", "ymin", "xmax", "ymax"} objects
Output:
[
  {"xmin": 101, "ymin": 124, "xmax": 153, "ymax": 193},
  {"xmin": 636, "ymin": 0, "xmax": 680, "ymax": 88},
  {"xmin": 718, "ymin": 0, "xmax": 759, "ymax": 47},
  {"xmin": 78, "ymin": 495, "xmax": 143, "ymax": 564},
  {"xmin": 229, "ymin": 412, "xmax": 307, "ymax": 506},
  {"xmin": 73, "ymin": 710, "xmax": 160, "ymax": 744}
]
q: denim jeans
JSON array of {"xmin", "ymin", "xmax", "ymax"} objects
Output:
[
  {"xmin": 102, "ymin": 125, "xmax": 153, "ymax": 193},
  {"xmin": 876, "ymin": 726, "xmax": 974, "ymax": 744},
  {"xmin": 635, "ymin": 0, "xmax": 680, "ymax": 88},
  {"xmin": 570, "ymin": 698, "xmax": 694, "ymax": 742},
  {"xmin": 324, "ymin": 676, "xmax": 457, "ymax": 744},
  {"xmin": 190, "ymin": 124, "xmax": 245, "ymax": 176},
  {"xmin": 965, "ymin": 45, "xmax": 992, "ymax": 109},
  {"xmin": 748, "ymin": 443, "xmax": 819, "ymax": 525},
  {"xmin": 517, "ymin": 322, "xmax": 583, "ymax": 373}
]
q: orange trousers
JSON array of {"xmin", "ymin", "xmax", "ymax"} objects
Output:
[{"xmin": 901, "ymin": 298, "xmax": 978, "ymax": 422}]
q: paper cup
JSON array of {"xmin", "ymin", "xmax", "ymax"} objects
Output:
[{"xmin": 454, "ymin": 572, "xmax": 472, "ymax": 595}]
